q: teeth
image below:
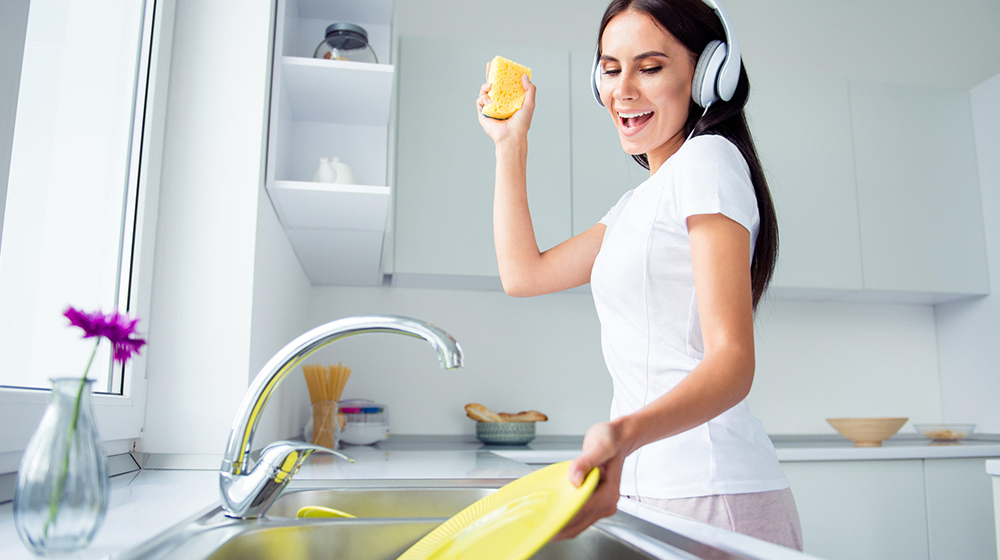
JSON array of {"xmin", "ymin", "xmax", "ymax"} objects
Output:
[{"xmin": 618, "ymin": 111, "xmax": 652, "ymax": 118}]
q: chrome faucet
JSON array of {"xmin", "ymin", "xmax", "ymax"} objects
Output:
[{"xmin": 219, "ymin": 315, "xmax": 464, "ymax": 519}]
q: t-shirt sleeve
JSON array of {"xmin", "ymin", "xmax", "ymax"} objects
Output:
[
  {"xmin": 599, "ymin": 189, "xmax": 636, "ymax": 228},
  {"xmin": 670, "ymin": 135, "xmax": 757, "ymax": 234}
]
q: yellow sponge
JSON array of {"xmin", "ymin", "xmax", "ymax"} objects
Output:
[{"xmin": 483, "ymin": 55, "xmax": 532, "ymax": 120}]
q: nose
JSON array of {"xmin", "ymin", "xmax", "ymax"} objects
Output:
[{"xmin": 611, "ymin": 69, "xmax": 639, "ymax": 104}]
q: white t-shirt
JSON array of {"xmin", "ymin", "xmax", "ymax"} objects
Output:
[{"xmin": 591, "ymin": 134, "xmax": 788, "ymax": 499}]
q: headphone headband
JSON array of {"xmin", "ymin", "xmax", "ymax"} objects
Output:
[
  {"xmin": 703, "ymin": 0, "xmax": 740, "ymax": 102},
  {"xmin": 592, "ymin": 0, "xmax": 741, "ymax": 108}
]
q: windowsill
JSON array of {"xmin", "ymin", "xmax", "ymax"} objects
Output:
[{"xmin": 0, "ymin": 445, "xmax": 138, "ymax": 504}]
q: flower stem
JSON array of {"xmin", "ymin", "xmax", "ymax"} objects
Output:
[{"xmin": 43, "ymin": 338, "xmax": 100, "ymax": 537}]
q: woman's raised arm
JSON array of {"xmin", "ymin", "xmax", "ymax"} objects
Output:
[{"xmin": 478, "ymin": 70, "xmax": 605, "ymax": 297}]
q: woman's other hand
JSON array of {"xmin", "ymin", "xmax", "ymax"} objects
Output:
[
  {"xmin": 477, "ymin": 62, "xmax": 536, "ymax": 146},
  {"xmin": 552, "ymin": 421, "xmax": 630, "ymax": 541}
]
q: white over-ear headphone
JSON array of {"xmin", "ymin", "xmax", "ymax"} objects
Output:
[{"xmin": 592, "ymin": 0, "xmax": 741, "ymax": 109}]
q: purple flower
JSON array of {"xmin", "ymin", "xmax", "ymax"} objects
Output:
[
  {"xmin": 64, "ymin": 306, "xmax": 147, "ymax": 364},
  {"xmin": 41, "ymin": 308, "xmax": 146, "ymax": 535}
]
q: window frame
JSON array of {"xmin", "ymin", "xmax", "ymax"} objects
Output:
[{"xmin": 0, "ymin": 0, "xmax": 175, "ymax": 473}]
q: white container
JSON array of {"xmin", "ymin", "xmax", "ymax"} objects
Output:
[
  {"xmin": 311, "ymin": 157, "xmax": 337, "ymax": 183},
  {"xmin": 340, "ymin": 422, "xmax": 389, "ymax": 445},
  {"xmin": 329, "ymin": 157, "xmax": 356, "ymax": 185},
  {"xmin": 338, "ymin": 399, "xmax": 389, "ymax": 445}
]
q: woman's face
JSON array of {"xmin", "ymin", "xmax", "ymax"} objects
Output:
[{"xmin": 598, "ymin": 10, "xmax": 696, "ymax": 172}]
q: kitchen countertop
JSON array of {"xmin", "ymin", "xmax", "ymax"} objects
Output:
[
  {"xmin": 3, "ymin": 433, "xmax": 997, "ymax": 560},
  {"xmin": 294, "ymin": 446, "xmax": 537, "ymax": 481},
  {"xmin": 771, "ymin": 433, "xmax": 1000, "ymax": 461},
  {"xmin": 361, "ymin": 433, "xmax": 1000, "ymax": 462},
  {"xmin": 0, "ymin": 443, "xmax": 819, "ymax": 560},
  {"xmin": 0, "ymin": 470, "xmax": 219, "ymax": 560}
]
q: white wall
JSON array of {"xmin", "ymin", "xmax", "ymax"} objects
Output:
[
  {"xmin": 132, "ymin": 0, "xmax": 1000, "ymax": 452},
  {"xmin": 304, "ymin": 287, "xmax": 610, "ymax": 436},
  {"xmin": 935, "ymin": 72, "xmax": 1000, "ymax": 433},
  {"xmin": 249, "ymin": 184, "xmax": 313, "ymax": 446},
  {"xmin": 752, "ymin": 300, "xmax": 942, "ymax": 434},
  {"xmin": 139, "ymin": 0, "xmax": 273, "ymax": 454},
  {"xmin": 286, "ymin": 288, "xmax": 942, "ymax": 437}
]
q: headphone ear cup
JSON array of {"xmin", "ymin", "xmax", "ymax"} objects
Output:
[
  {"xmin": 592, "ymin": 48, "xmax": 604, "ymax": 107},
  {"xmin": 692, "ymin": 40, "xmax": 726, "ymax": 108}
]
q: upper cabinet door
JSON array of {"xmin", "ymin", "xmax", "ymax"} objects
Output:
[
  {"xmin": 746, "ymin": 70, "xmax": 864, "ymax": 294},
  {"xmin": 569, "ymin": 49, "xmax": 648, "ymax": 236},
  {"xmin": 393, "ymin": 37, "xmax": 572, "ymax": 280},
  {"xmin": 850, "ymin": 80, "xmax": 988, "ymax": 296}
]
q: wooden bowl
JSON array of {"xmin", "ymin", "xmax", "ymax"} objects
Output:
[{"xmin": 826, "ymin": 417, "xmax": 908, "ymax": 447}]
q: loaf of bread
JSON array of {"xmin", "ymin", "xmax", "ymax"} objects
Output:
[
  {"xmin": 465, "ymin": 403, "xmax": 504, "ymax": 423},
  {"xmin": 499, "ymin": 410, "xmax": 548, "ymax": 423},
  {"xmin": 466, "ymin": 403, "xmax": 548, "ymax": 423},
  {"xmin": 482, "ymin": 55, "xmax": 532, "ymax": 120}
]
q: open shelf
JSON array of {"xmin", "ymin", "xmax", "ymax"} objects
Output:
[
  {"xmin": 271, "ymin": 180, "xmax": 389, "ymax": 230},
  {"xmin": 266, "ymin": 0, "xmax": 396, "ymax": 286},
  {"xmin": 281, "ymin": 57, "xmax": 394, "ymax": 125}
]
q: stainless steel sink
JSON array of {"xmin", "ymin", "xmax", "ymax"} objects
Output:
[
  {"xmin": 119, "ymin": 481, "xmax": 758, "ymax": 560},
  {"xmin": 204, "ymin": 519, "xmax": 674, "ymax": 560},
  {"xmin": 267, "ymin": 487, "xmax": 496, "ymax": 518}
]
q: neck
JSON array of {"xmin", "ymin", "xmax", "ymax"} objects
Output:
[{"xmin": 646, "ymin": 131, "xmax": 687, "ymax": 175}]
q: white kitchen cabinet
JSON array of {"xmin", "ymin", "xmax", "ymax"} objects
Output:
[
  {"xmin": 569, "ymin": 49, "xmax": 649, "ymax": 236},
  {"xmin": 392, "ymin": 37, "xmax": 572, "ymax": 285},
  {"xmin": 265, "ymin": 0, "xmax": 395, "ymax": 286},
  {"xmin": 784, "ymin": 458, "xmax": 999, "ymax": 560},
  {"xmin": 746, "ymin": 71, "xmax": 865, "ymax": 296},
  {"xmin": 390, "ymin": 41, "xmax": 988, "ymax": 300},
  {"xmin": 571, "ymin": 65, "xmax": 871, "ymax": 296},
  {"xmin": 924, "ymin": 458, "xmax": 998, "ymax": 560},
  {"xmin": 849, "ymin": 80, "xmax": 988, "ymax": 300},
  {"xmin": 782, "ymin": 460, "xmax": 929, "ymax": 560},
  {"xmin": 992, "ymin": 461, "xmax": 1000, "ymax": 560}
]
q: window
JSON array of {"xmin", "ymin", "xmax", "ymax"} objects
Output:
[{"xmin": 0, "ymin": 0, "xmax": 169, "ymax": 466}]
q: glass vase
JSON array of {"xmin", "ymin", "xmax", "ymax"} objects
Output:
[{"xmin": 14, "ymin": 377, "xmax": 110, "ymax": 554}]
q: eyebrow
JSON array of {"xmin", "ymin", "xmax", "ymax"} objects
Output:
[{"xmin": 600, "ymin": 51, "xmax": 670, "ymax": 63}]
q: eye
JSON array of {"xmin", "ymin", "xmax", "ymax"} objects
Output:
[
  {"xmin": 602, "ymin": 67, "xmax": 621, "ymax": 76},
  {"xmin": 640, "ymin": 65, "xmax": 662, "ymax": 74}
]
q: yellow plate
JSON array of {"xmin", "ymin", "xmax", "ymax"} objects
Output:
[{"xmin": 397, "ymin": 460, "xmax": 600, "ymax": 560}]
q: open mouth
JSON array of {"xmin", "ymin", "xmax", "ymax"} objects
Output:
[{"xmin": 618, "ymin": 110, "xmax": 654, "ymax": 130}]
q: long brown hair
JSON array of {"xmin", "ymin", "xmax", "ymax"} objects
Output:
[{"xmin": 599, "ymin": 0, "xmax": 778, "ymax": 311}]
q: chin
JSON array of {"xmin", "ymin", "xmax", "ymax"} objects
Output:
[{"xmin": 618, "ymin": 140, "xmax": 647, "ymax": 157}]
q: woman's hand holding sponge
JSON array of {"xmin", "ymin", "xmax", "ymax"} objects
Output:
[
  {"xmin": 481, "ymin": 56, "xmax": 532, "ymax": 120},
  {"xmin": 477, "ymin": 55, "xmax": 535, "ymax": 144}
]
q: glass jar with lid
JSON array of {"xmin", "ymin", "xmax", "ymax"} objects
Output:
[{"xmin": 313, "ymin": 23, "xmax": 378, "ymax": 64}]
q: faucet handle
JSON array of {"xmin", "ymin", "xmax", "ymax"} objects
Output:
[
  {"xmin": 220, "ymin": 441, "xmax": 354, "ymax": 519},
  {"xmin": 258, "ymin": 440, "xmax": 354, "ymax": 480},
  {"xmin": 260, "ymin": 439, "xmax": 355, "ymax": 466}
]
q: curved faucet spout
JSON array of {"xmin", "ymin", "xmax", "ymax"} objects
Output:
[{"xmin": 219, "ymin": 315, "xmax": 463, "ymax": 518}]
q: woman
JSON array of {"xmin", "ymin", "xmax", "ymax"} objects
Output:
[{"xmin": 476, "ymin": 0, "xmax": 802, "ymax": 550}]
